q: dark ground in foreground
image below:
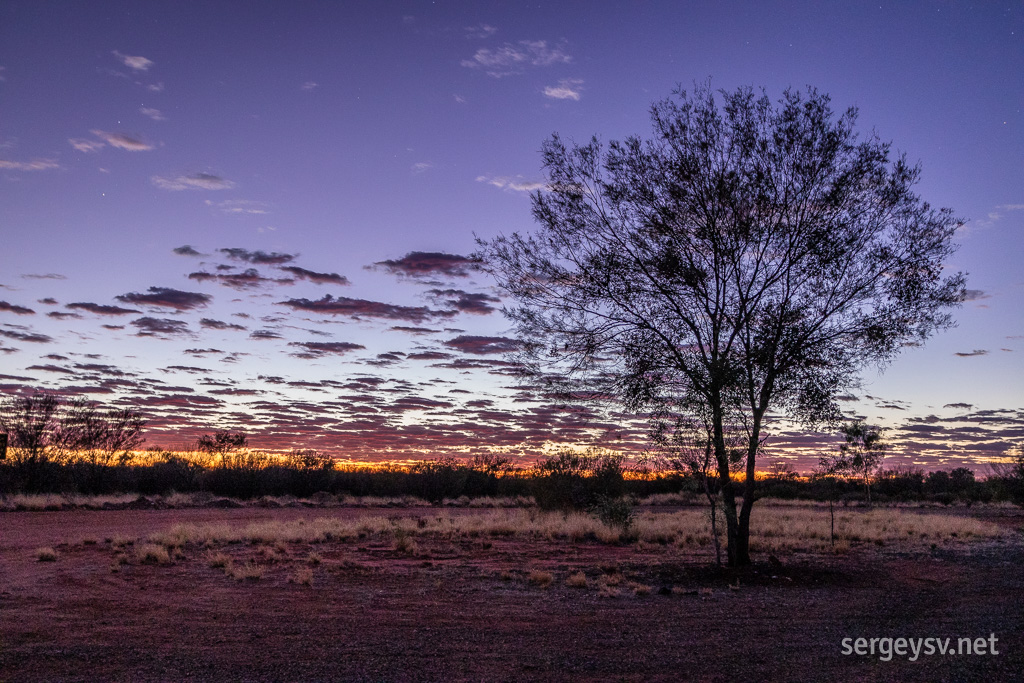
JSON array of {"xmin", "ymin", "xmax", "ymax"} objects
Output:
[{"xmin": 1, "ymin": 506, "xmax": 1022, "ymax": 682}]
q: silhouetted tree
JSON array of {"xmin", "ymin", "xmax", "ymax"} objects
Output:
[
  {"xmin": 0, "ymin": 394, "xmax": 61, "ymax": 490},
  {"xmin": 837, "ymin": 421, "xmax": 886, "ymax": 505},
  {"xmin": 287, "ymin": 448, "xmax": 334, "ymax": 471},
  {"xmin": 54, "ymin": 398, "xmax": 146, "ymax": 466},
  {"xmin": 0, "ymin": 394, "xmax": 60, "ymax": 462},
  {"xmin": 815, "ymin": 449, "xmax": 850, "ymax": 546},
  {"xmin": 196, "ymin": 430, "xmax": 248, "ymax": 467},
  {"xmin": 532, "ymin": 448, "xmax": 627, "ymax": 514},
  {"xmin": 651, "ymin": 410, "xmax": 737, "ymax": 566},
  {"xmin": 479, "ymin": 83, "xmax": 965, "ymax": 565},
  {"xmin": 409, "ymin": 457, "xmax": 469, "ymax": 503},
  {"xmin": 470, "ymin": 452, "xmax": 514, "ymax": 476},
  {"xmin": 991, "ymin": 442, "xmax": 1024, "ymax": 505}
]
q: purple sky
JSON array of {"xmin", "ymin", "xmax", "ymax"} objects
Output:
[{"xmin": 1, "ymin": 1, "xmax": 1021, "ymax": 470}]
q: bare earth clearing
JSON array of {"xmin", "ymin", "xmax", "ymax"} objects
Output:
[{"xmin": 1, "ymin": 503, "xmax": 1022, "ymax": 682}]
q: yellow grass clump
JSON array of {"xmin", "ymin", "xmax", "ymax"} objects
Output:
[
  {"xmin": 565, "ymin": 571, "xmax": 589, "ymax": 588},
  {"xmin": 228, "ymin": 560, "xmax": 265, "ymax": 581},
  {"xmin": 35, "ymin": 547, "xmax": 58, "ymax": 562},
  {"xmin": 288, "ymin": 566, "xmax": 314, "ymax": 586},
  {"xmin": 528, "ymin": 570, "xmax": 554, "ymax": 588},
  {"xmin": 207, "ymin": 551, "xmax": 232, "ymax": 569},
  {"xmin": 135, "ymin": 543, "xmax": 171, "ymax": 565}
]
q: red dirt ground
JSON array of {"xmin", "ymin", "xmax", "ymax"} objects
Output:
[{"xmin": 1, "ymin": 505, "xmax": 1022, "ymax": 681}]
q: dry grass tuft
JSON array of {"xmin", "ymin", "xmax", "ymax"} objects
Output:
[
  {"xmin": 207, "ymin": 551, "xmax": 232, "ymax": 569},
  {"xmin": 135, "ymin": 543, "xmax": 171, "ymax": 565},
  {"xmin": 565, "ymin": 571, "xmax": 589, "ymax": 589},
  {"xmin": 35, "ymin": 547, "xmax": 58, "ymax": 562},
  {"xmin": 111, "ymin": 535, "xmax": 134, "ymax": 548},
  {"xmin": 229, "ymin": 560, "xmax": 265, "ymax": 581},
  {"xmin": 257, "ymin": 547, "xmax": 285, "ymax": 563},
  {"xmin": 528, "ymin": 570, "xmax": 554, "ymax": 588},
  {"xmin": 288, "ymin": 566, "xmax": 314, "ymax": 586},
  {"xmin": 601, "ymin": 572, "xmax": 623, "ymax": 587},
  {"xmin": 306, "ymin": 551, "xmax": 322, "ymax": 566}
]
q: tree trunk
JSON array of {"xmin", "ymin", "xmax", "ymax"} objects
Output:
[
  {"xmin": 735, "ymin": 484, "xmax": 754, "ymax": 566},
  {"xmin": 734, "ymin": 408, "xmax": 766, "ymax": 567},
  {"xmin": 720, "ymin": 482, "xmax": 741, "ymax": 566},
  {"xmin": 829, "ymin": 478, "xmax": 836, "ymax": 546},
  {"xmin": 701, "ymin": 474, "xmax": 722, "ymax": 567},
  {"xmin": 711, "ymin": 397, "xmax": 743, "ymax": 567}
]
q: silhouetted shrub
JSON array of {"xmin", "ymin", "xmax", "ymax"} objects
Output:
[
  {"xmin": 532, "ymin": 449, "xmax": 627, "ymax": 512},
  {"xmin": 590, "ymin": 494, "xmax": 635, "ymax": 529},
  {"xmin": 409, "ymin": 457, "xmax": 469, "ymax": 503}
]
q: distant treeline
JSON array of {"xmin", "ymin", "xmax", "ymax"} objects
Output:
[
  {"xmin": 1, "ymin": 445, "xmax": 1022, "ymax": 507},
  {"xmin": 1, "ymin": 393, "xmax": 1022, "ymax": 506}
]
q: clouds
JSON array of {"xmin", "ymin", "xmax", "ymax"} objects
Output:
[
  {"xmin": 279, "ymin": 266, "xmax": 350, "ymax": 285},
  {"xmin": 22, "ymin": 273, "xmax": 66, "ymax": 280},
  {"xmin": 139, "ymin": 107, "xmax": 166, "ymax": 121},
  {"xmin": 0, "ymin": 301, "xmax": 35, "ymax": 315},
  {"xmin": 209, "ymin": 199, "xmax": 270, "ymax": 215},
  {"xmin": 70, "ymin": 129, "xmax": 156, "ymax": 153},
  {"xmin": 476, "ymin": 175, "xmax": 545, "ymax": 193},
  {"xmin": 66, "ymin": 302, "xmax": 141, "ymax": 316},
  {"xmin": 116, "ymin": 287, "xmax": 212, "ymax": 311},
  {"xmin": 0, "ymin": 327, "xmax": 53, "ymax": 343},
  {"xmin": 200, "ymin": 318, "xmax": 247, "ymax": 331},
  {"xmin": 68, "ymin": 139, "xmax": 106, "ymax": 153},
  {"xmin": 543, "ymin": 79, "xmax": 584, "ymax": 101},
  {"xmin": 442, "ymin": 335, "xmax": 521, "ymax": 355},
  {"xmin": 278, "ymin": 295, "xmax": 456, "ymax": 323},
  {"xmin": 0, "ymin": 158, "xmax": 60, "ymax": 171},
  {"xmin": 462, "ymin": 40, "xmax": 571, "ymax": 77},
  {"xmin": 372, "ymin": 251, "xmax": 479, "ymax": 279},
  {"xmin": 219, "ymin": 248, "xmax": 297, "ymax": 265},
  {"xmin": 173, "ymin": 245, "xmax": 203, "ymax": 257},
  {"xmin": 151, "ymin": 173, "xmax": 236, "ymax": 191},
  {"xmin": 464, "ymin": 24, "xmax": 498, "ymax": 39},
  {"xmin": 249, "ymin": 329, "xmax": 283, "ymax": 340},
  {"xmin": 131, "ymin": 317, "xmax": 192, "ymax": 337},
  {"xmin": 289, "ymin": 341, "xmax": 366, "ymax": 358},
  {"xmin": 188, "ymin": 268, "xmax": 294, "ymax": 290},
  {"xmin": 954, "ymin": 349, "xmax": 989, "ymax": 357},
  {"xmin": 112, "ymin": 51, "xmax": 154, "ymax": 72},
  {"xmin": 89, "ymin": 130, "xmax": 154, "ymax": 151},
  {"xmin": 426, "ymin": 288, "xmax": 500, "ymax": 315},
  {"xmin": 883, "ymin": 407, "xmax": 1024, "ymax": 465}
]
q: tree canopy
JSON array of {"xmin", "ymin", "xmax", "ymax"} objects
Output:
[{"xmin": 478, "ymin": 83, "xmax": 965, "ymax": 565}]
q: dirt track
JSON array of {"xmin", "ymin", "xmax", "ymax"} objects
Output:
[{"xmin": 1, "ymin": 506, "xmax": 1022, "ymax": 681}]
